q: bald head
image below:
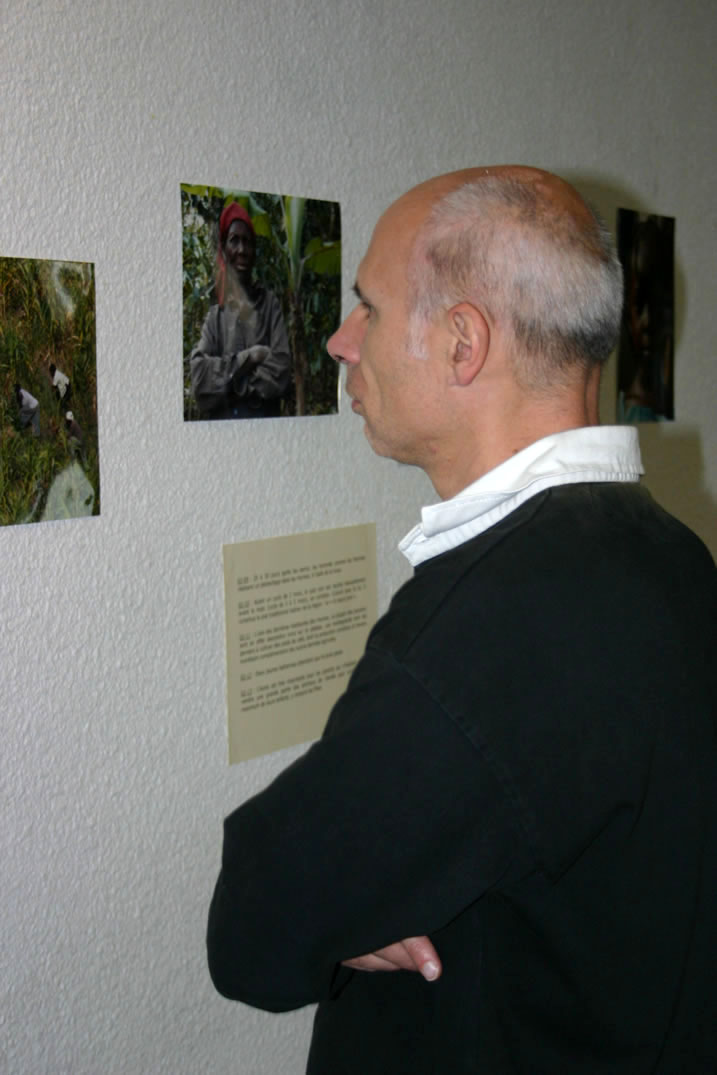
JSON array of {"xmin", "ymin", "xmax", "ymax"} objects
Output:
[
  {"xmin": 399, "ymin": 166, "xmax": 623, "ymax": 392},
  {"xmin": 401, "ymin": 165, "xmax": 597, "ymax": 220}
]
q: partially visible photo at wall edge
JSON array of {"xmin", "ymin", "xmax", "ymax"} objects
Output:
[
  {"xmin": 616, "ymin": 208, "xmax": 675, "ymax": 424},
  {"xmin": 0, "ymin": 255, "xmax": 99, "ymax": 527},
  {"xmin": 181, "ymin": 183, "xmax": 341, "ymax": 422}
]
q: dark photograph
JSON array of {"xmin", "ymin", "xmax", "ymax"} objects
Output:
[{"xmin": 616, "ymin": 208, "xmax": 675, "ymax": 423}]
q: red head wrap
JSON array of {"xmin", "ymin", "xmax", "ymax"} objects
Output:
[
  {"xmin": 216, "ymin": 203, "xmax": 255, "ymax": 305},
  {"xmin": 219, "ymin": 202, "xmax": 254, "ymax": 245}
]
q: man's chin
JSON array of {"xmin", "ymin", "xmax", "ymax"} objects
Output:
[
  {"xmin": 363, "ymin": 425, "xmax": 393, "ymax": 460},
  {"xmin": 364, "ymin": 429, "xmax": 422, "ymax": 470}
]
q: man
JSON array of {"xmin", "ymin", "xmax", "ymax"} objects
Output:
[
  {"xmin": 64, "ymin": 410, "xmax": 84, "ymax": 460},
  {"xmin": 189, "ymin": 203, "xmax": 292, "ymax": 420},
  {"xmin": 49, "ymin": 361, "xmax": 71, "ymax": 403},
  {"xmin": 14, "ymin": 383, "xmax": 40, "ymax": 435},
  {"xmin": 207, "ymin": 167, "xmax": 717, "ymax": 1073}
]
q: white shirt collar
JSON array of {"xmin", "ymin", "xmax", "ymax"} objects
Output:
[{"xmin": 399, "ymin": 426, "xmax": 644, "ymax": 568}]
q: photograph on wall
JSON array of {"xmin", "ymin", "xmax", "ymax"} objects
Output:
[
  {"xmin": 616, "ymin": 208, "xmax": 675, "ymax": 423},
  {"xmin": 0, "ymin": 256, "xmax": 99, "ymax": 527},
  {"xmin": 181, "ymin": 183, "xmax": 341, "ymax": 422}
]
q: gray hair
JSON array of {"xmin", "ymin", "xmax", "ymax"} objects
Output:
[{"xmin": 407, "ymin": 176, "xmax": 623, "ymax": 389}]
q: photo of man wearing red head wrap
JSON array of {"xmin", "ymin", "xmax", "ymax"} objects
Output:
[
  {"xmin": 187, "ymin": 200, "xmax": 291, "ymax": 420},
  {"xmin": 182, "ymin": 185, "xmax": 341, "ymax": 421}
]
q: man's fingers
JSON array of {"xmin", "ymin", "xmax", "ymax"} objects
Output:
[
  {"xmin": 341, "ymin": 936, "xmax": 441, "ymax": 980},
  {"xmin": 341, "ymin": 953, "xmax": 402, "ymax": 972},
  {"xmin": 399, "ymin": 936, "xmax": 442, "ymax": 980}
]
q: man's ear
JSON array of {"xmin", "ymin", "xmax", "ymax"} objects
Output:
[{"xmin": 447, "ymin": 303, "xmax": 490, "ymax": 386}]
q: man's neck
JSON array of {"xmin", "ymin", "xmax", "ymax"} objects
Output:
[{"xmin": 427, "ymin": 396, "xmax": 595, "ymax": 500}]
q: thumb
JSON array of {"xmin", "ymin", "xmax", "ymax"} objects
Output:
[{"xmin": 402, "ymin": 936, "xmax": 442, "ymax": 981}]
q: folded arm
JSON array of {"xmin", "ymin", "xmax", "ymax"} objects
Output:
[{"xmin": 207, "ymin": 648, "xmax": 521, "ymax": 1011}]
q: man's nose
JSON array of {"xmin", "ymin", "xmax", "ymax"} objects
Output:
[{"xmin": 327, "ymin": 308, "xmax": 362, "ymax": 365}]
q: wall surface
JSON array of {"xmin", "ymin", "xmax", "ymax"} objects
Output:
[{"xmin": 1, "ymin": 1, "xmax": 715, "ymax": 1072}]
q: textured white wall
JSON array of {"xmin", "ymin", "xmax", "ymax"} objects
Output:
[{"xmin": 1, "ymin": 1, "xmax": 715, "ymax": 1072}]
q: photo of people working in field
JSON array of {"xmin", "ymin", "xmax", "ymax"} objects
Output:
[{"xmin": 0, "ymin": 256, "xmax": 99, "ymax": 527}]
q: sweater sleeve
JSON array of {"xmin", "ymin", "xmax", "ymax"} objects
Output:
[
  {"xmin": 188, "ymin": 306, "xmax": 235, "ymax": 415},
  {"xmin": 190, "ymin": 295, "xmax": 291, "ymax": 414},
  {"xmin": 206, "ymin": 646, "xmax": 525, "ymax": 1012},
  {"xmin": 248, "ymin": 291, "xmax": 292, "ymax": 400}
]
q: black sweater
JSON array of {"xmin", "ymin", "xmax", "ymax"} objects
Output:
[{"xmin": 208, "ymin": 483, "xmax": 717, "ymax": 1073}]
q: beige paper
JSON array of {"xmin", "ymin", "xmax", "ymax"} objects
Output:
[{"xmin": 223, "ymin": 523, "xmax": 377, "ymax": 763}]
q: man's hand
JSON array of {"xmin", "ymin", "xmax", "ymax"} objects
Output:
[
  {"xmin": 342, "ymin": 936, "xmax": 441, "ymax": 981},
  {"xmin": 246, "ymin": 345, "xmax": 270, "ymax": 368}
]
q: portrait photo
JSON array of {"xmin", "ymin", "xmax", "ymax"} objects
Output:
[
  {"xmin": 181, "ymin": 184, "xmax": 341, "ymax": 422},
  {"xmin": 0, "ymin": 256, "xmax": 99, "ymax": 526}
]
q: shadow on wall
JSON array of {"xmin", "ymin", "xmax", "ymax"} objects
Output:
[
  {"xmin": 565, "ymin": 172, "xmax": 685, "ymax": 432},
  {"xmin": 637, "ymin": 425, "xmax": 717, "ymax": 559},
  {"xmin": 567, "ymin": 172, "xmax": 688, "ymax": 367},
  {"xmin": 562, "ymin": 172, "xmax": 716, "ymax": 557}
]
